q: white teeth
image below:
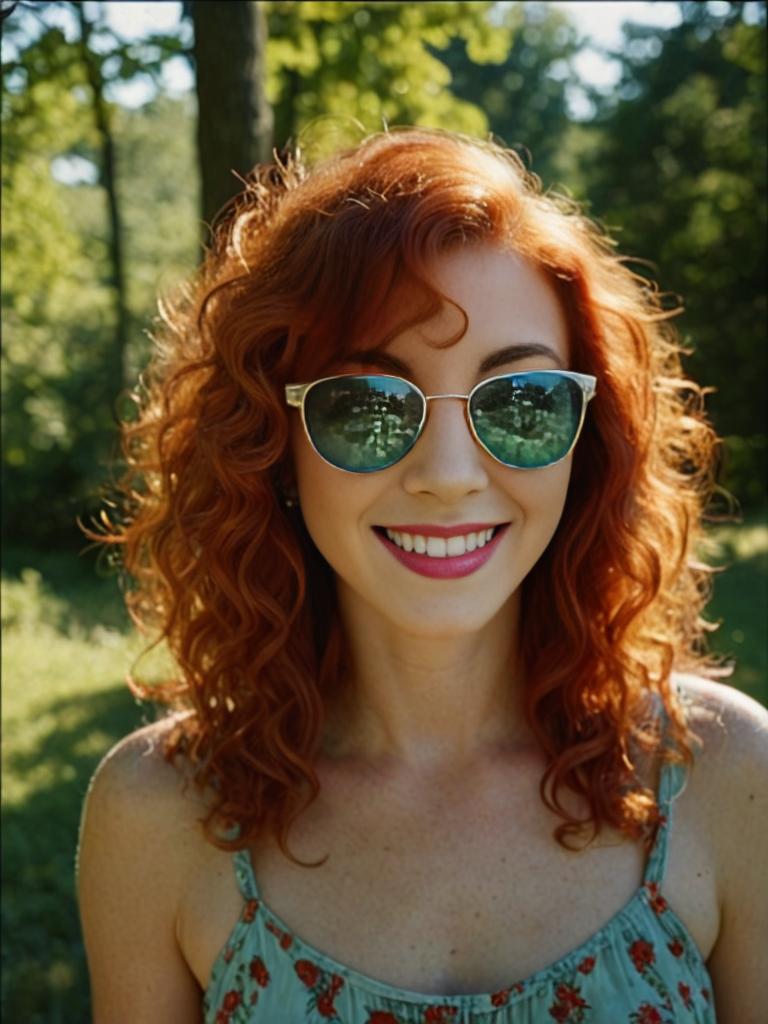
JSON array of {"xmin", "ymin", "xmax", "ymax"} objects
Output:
[
  {"xmin": 446, "ymin": 535, "xmax": 466, "ymax": 557},
  {"xmin": 383, "ymin": 527, "xmax": 501, "ymax": 557},
  {"xmin": 426, "ymin": 537, "xmax": 447, "ymax": 558}
]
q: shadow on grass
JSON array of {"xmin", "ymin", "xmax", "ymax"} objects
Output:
[{"xmin": 2, "ymin": 684, "xmax": 150, "ymax": 1023}]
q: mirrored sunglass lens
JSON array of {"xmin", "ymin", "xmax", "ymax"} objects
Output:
[
  {"xmin": 304, "ymin": 376, "xmax": 423, "ymax": 471},
  {"xmin": 470, "ymin": 373, "xmax": 583, "ymax": 468}
]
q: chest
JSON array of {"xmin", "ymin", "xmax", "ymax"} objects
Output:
[{"xmin": 180, "ymin": 762, "xmax": 720, "ymax": 995}]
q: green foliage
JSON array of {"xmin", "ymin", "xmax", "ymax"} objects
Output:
[
  {"xmin": 2, "ymin": 8, "xmax": 198, "ymax": 546},
  {"xmin": 575, "ymin": 2, "xmax": 767, "ymax": 507},
  {"xmin": 265, "ymin": 1, "xmax": 514, "ymax": 149},
  {"xmin": 436, "ymin": 2, "xmax": 583, "ymax": 187}
]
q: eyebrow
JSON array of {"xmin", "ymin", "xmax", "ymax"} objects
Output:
[{"xmin": 341, "ymin": 342, "xmax": 565, "ymax": 375}]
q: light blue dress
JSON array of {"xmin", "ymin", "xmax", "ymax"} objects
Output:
[{"xmin": 203, "ymin": 753, "xmax": 715, "ymax": 1022}]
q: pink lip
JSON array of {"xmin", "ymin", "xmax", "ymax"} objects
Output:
[
  {"xmin": 378, "ymin": 522, "xmax": 502, "ymax": 539},
  {"xmin": 373, "ymin": 524, "xmax": 510, "ymax": 579}
]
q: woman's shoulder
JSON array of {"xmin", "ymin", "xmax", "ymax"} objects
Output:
[
  {"xmin": 669, "ymin": 683, "xmax": 768, "ymax": 1005},
  {"xmin": 670, "ymin": 673, "xmax": 768, "ymax": 887},
  {"xmin": 672, "ymin": 672, "xmax": 768, "ymax": 764},
  {"xmin": 78, "ymin": 712, "xmax": 211, "ymax": 882}
]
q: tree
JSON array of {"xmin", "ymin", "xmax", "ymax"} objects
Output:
[
  {"xmin": 190, "ymin": 0, "xmax": 272, "ymax": 230},
  {"xmin": 2, "ymin": 4, "xmax": 198, "ymax": 547},
  {"xmin": 73, "ymin": 1, "xmax": 129, "ymax": 394},
  {"xmin": 581, "ymin": 1, "xmax": 767, "ymax": 507},
  {"xmin": 436, "ymin": 1, "xmax": 582, "ymax": 188}
]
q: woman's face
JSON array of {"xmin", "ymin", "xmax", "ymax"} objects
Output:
[{"xmin": 290, "ymin": 244, "xmax": 573, "ymax": 638}]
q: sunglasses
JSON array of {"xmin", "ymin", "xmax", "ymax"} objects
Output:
[{"xmin": 285, "ymin": 370, "xmax": 597, "ymax": 473}]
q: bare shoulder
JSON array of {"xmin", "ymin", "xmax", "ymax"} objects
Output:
[
  {"xmin": 77, "ymin": 711, "xmax": 213, "ymax": 914},
  {"xmin": 80, "ymin": 712, "xmax": 209, "ymax": 847},
  {"xmin": 672, "ymin": 676, "xmax": 768, "ymax": 1013},
  {"xmin": 77, "ymin": 713, "xmax": 212, "ymax": 1022},
  {"xmin": 673, "ymin": 673, "xmax": 768, "ymax": 768}
]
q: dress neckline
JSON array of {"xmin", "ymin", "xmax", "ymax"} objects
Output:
[{"xmin": 211, "ymin": 853, "xmax": 710, "ymax": 1010}]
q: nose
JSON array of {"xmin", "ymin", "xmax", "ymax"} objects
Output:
[{"xmin": 400, "ymin": 396, "xmax": 490, "ymax": 500}]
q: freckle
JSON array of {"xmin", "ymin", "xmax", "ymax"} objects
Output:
[
  {"xmin": 474, "ymin": 910, "xmax": 481, "ymax": 918},
  {"xmin": 450, "ymin": 948, "xmax": 457, "ymax": 955},
  {"xmin": 748, "ymin": 793, "xmax": 755, "ymax": 801}
]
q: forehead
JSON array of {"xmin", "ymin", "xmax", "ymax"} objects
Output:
[{"xmin": 365, "ymin": 244, "xmax": 570, "ymax": 368}]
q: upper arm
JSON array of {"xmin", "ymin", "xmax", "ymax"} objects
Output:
[
  {"xmin": 690, "ymin": 681, "xmax": 768, "ymax": 1022},
  {"xmin": 77, "ymin": 722, "xmax": 204, "ymax": 1024}
]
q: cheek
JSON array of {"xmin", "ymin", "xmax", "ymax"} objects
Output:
[{"xmin": 512, "ymin": 460, "xmax": 572, "ymax": 533}]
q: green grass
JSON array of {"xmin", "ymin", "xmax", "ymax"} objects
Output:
[
  {"xmin": 2, "ymin": 524, "xmax": 766, "ymax": 1021},
  {"xmin": 701, "ymin": 517, "xmax": 768, "ymax": 706}
]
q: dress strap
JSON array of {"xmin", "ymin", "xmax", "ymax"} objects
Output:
[
  {"xmin": 233, "ymin": 848, "xmax": 261, "ymax": 902},
  {"xmin": 642, "ymin": 686, "xmax": 691, "ymax": 886}
]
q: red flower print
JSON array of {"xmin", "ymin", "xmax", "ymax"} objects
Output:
[
  {"xmin": 222, "ymin": 946, "xmax": 234, "ymax": 964},
  {"xmin": 554, "ymin": 983, "xmax": 588, "ymax": 1010},
  {"xmin": 242, "ymin": 898, "xmax": 259, "ymax": 923},
  {"xmin": 317, "ymin": 989, "xmax": 338, "ymax": 1018},
  {"xmin": 512, "ymin": 982, "xmax": 525, "ymax": 993},
  {"xmin": 423, "ymin": 1008, "xmax": 458, "ymax": 1023},
  {"xmin": 215, "ymin": 1012, "xmax": 229, "ymax": 1024},
  {"xmin": 266, "ymin": 918, "xmax": 294, "ymax": 949},
  {"xmin": 644, "ymin": 882, "xmax": 668, "ymax": 915},
  {"xmin": 330, "ymin": 973, "xmax": 344, "ymax": 994},
  {"xmin": 249, "ymin": 955, "xmax": 270, "ymax": 987},
  {"xmin": 667, "ymin": 938, "xmax": 684, "ymax": 957},
  {"xmin": 295, "ymin": 958, "xmax": 321, "ymax": 987},
  {"xmin": 629, "ymin": 938, "xmax": 656, "ymax": 973},
  {"xmin": 577, "ymin": 955, "xmax": 596, "ymax": 974},
  {"xmin": 631, "ymin": 1005, "xmax": 662, "ymax": 1024},
  {"xmin": 221, "ymin": 989, "xmax": 241, "ymax": 1011},
  {"xmin": 678, "ymin": 981, "xmax": 692, "ymax": 1008},
  {"xmin": 491, "ymin": 988, "xmax": 511, "ymax": 1007},
  {"xmin": 548, "ymin": 983, "xmax": 590, "ymax": 1021},
  {"xmin": 702, "ymin": 987, "xmax": 711, "ymax": 1002},
  {"xmin": 366, "ymin": 1013, "xmax": 401, "ymax": 1024}
]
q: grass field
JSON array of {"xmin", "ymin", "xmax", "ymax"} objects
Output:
[{"xmin": 2, "ymin": 521, "xmax": 766, "ymax": 1022}]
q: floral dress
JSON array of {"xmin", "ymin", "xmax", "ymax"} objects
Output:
[{"xmin": 203, "ymin": 757, "xmax": 715, "ymax": 1023}]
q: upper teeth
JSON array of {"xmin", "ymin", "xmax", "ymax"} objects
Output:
[{"xmin": 384, "ymin": 527, "xmax": 496, "ymax": 557}]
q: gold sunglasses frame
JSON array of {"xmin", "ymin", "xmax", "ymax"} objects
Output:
[{"xmin": 285, "ymin": 370, "xmax": 597, "ymax": 473}]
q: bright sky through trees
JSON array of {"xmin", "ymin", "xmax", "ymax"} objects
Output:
[{"xmin": 8, "ymin": 1, "xmax": 751, "ymax": 116}]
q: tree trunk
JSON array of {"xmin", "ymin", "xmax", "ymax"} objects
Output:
[
  {"xmin": 191, "ymin": 1, "xmax": 273, "ymax": 236},
  {"xmin": 74, "ymin": 1, "xmax": 128, "ymax": 406}
]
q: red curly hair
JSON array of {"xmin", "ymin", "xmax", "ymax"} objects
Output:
[{"xmin": 95, "ymin": 126, "xmax": 725, "ymax": 862}]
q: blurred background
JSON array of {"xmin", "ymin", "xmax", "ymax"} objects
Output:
[{"xmin": 2, "ymin": 1, "xmax": 766, "ymax": 1019}]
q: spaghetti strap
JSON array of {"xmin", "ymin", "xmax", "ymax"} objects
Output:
[
  {"xmin": 643, "ymin": 756, "xmax": 688, "ymax": 886},
  {"xmin": 642, "ymin": 686, "xmax": 691, "ymax": 886},
  {"xmin": 233, "ymin": 847, "xmax": 260, "ymax": 901}
]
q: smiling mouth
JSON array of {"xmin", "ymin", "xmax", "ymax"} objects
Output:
[{"xmin": 372, "ymin": 524, "xmax": 509, "ymax": 558}]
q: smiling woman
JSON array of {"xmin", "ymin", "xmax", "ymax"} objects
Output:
[{"xmin": 77, "ymin": 127, "xmax": 768, "ymax": 1023}]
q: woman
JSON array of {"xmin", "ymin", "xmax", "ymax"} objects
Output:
[{"xmin": 77, "ymin": 128, "xmax": 767, "ymax": 1023}]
